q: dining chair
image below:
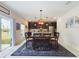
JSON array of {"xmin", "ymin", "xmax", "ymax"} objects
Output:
[
  {"xmin": 50, "ymin": 32, "xmax": 60, "ymax": 49},
  {"xmin": 25, "ymin": 32, "xmax": 32, "ymax": 48}
]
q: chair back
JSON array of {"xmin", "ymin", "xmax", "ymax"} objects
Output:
[
  {"xmin": 25, "ymin": 32, "xmax": 32, "ymax": 38},
  {"xmin": 54, "ymin": 32, "xmax": 60, "ymax": 40}
]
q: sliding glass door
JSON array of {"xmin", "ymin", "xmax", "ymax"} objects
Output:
[{"xmin": 1, "ymin": 18, "xmax": 11, "ymax": 50}]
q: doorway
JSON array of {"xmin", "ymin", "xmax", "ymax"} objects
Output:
[{"xmin": 20, "ymin": 24, "xmax": 25, "ymax": 40}]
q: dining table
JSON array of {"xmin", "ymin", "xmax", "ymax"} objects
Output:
[{"xmin": 26, "ymin": 35, "xmax": 58, "ymax": 50}]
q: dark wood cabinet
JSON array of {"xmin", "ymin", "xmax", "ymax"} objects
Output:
[{"xmin": 28, "ymin": 21, "xmax": 57, "ymax": 30}]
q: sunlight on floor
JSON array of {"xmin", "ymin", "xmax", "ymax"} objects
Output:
[{"xmin": 2, "ymin": 44, "xmax": 10, "ymax": 50}]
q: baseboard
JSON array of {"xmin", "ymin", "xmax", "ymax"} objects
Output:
[{"xmin": 59, "ymin": 41, "xmax": 79, "ymax": 57}]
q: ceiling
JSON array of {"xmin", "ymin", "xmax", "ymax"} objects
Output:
[{"xmin": 2, "ymin": 1, "xmax": 79, "ymax": 21}]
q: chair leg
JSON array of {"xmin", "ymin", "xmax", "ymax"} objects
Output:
[
  {"xmin": 56, "ymin": 41, "xmax": 59, "ymax": 49},
  {"xmin": 26, "ymin": 40, "xmax": 27, "ymax": 48},
  {"xmin": 55, "ymin": 41, "xmax": 58, "ymax": 49},
  {"xmin": 26, "ymin": 39, "xmax": 28, "ymax": 48}
]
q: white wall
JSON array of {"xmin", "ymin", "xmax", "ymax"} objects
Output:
[
  {"xmin": 0, "ymin": 2, "xmax": 28, "ymax": 45},
  {"xmin": 57, "ymin": 5, "xmax": 79, "ymax": 53}
]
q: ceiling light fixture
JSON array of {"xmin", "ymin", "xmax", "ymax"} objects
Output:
[{"xmin": 38, "ymin": 10, "xmax": 44, "ymax": 25}]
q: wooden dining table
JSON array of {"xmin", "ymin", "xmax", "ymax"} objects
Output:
[{"xmin": 26, "ymin": 35, "xmax": 58, "ymax": 50}]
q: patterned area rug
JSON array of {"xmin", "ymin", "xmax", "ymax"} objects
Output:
[{"xmin": 11, "ymin": 41, "xmax": 76, "ymax": 57}]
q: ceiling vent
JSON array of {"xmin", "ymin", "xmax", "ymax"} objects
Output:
[
  {"xmin": 0, "ymin": 4, "xmax": 10, "ymax": 15},
  {"xmin": 65, "ymin": 1, "xmax": 71, "ymax": 5}
]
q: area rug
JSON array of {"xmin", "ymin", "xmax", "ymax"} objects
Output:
[{"xmin": 11, "ymin": 41, "xmax": 76, "ymax": 57}]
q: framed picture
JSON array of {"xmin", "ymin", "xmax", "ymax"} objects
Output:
[
  {"xmin": 75, "ymin": 16, "xmax": 79, "ymax": 24},
  {"xmin": 66, "ymin": 17, "xmax": 74, "ymax": 28},
  {"xmin": 66, "ymin": 16, "xmax": 79, "ymax": 28},
  {"xmin": 25, "ymin": 25, "xmax": 27, "ymax": 28},
  {"xmin": 16, "ymin": 23, "xmax": 20, "ymax": 30},
  {"xmin": 74, "ymin": 16, "xmax": 79, "ymax": 28}
]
